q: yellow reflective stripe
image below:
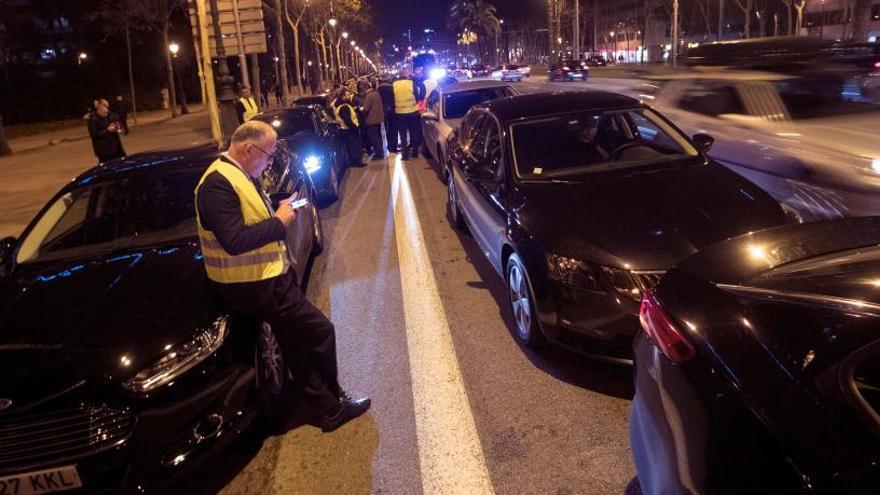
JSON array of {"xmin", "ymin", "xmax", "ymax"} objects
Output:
[
  {"xmin": 240, "ymin": 97, "xmax": 259, "ymax": 121},
  {"xmin": 393, "ymin": 80, "xmax": 418, "ymax": 114},
  {"xmin": 203, "ymin": 251, "xmax": 283, "ymax": 269}
]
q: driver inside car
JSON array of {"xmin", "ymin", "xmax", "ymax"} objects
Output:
[{"xmin": 570, "ymin": 116, "xmax": 610, "ymax": 165}]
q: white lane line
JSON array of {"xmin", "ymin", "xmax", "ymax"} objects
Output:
[{"xmin": 389, "ymin": 155, "xmax": 494, "ymax": 494}]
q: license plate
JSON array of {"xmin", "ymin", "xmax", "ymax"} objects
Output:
[{"xmin": 0, "ymin": 466, "xmax": 82, "ymax": 495}]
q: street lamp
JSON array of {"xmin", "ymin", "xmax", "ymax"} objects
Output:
[
  {"xmin": 342, "ymin": 31, "xmax": 349, "ymax": 39},
  {"xmin": 328, "ymin": 18, "xmax": 337, "ymax": 27},
  {"xmin": 168, "ymin": 42, "xmax": 189, "ymax": 114},
  {"xmin": 77, "ymin": 52, "xmax": 88, "ymax": 65}
]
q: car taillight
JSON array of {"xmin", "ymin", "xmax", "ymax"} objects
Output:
[
  {"xmin": 639, "ymin": 290, "xmax": 695, "ymax": 364},
  {"xmin": 874, "ymin": 61, "xmax": 880, "ymax": 69},
  {"xmin": 562, "ymin": 66, "xmax": 570, "ymax": 70}
]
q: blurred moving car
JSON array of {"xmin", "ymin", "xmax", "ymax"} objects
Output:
[
  {"xmin": 0, "ymin": 144, "xmax": 322, "ymax": 493},
  {"xmin": 585, "ymin": 56, "xmax": 607, "ymax": 67},
  {"xmin": 490, "ymin": 65, "xmax": 525, "ymax": 82},
  {"xmin": 421, "ymin": 81, "xmax": 518, "ymax": 182},
  {"xmin": 647, "ymin": 69, "xmax": 880, "ymax": 221},
  {"xmin": 253, "ymin": 106, "xmax": 348, "ymax": 206},
  {"xmin": 445, "ymin": 91, "xmax": 787, "ymax": 359},
  {"xmin": 548, "ymin": 60, "xmax": 589, "ymax": 82},
  {"xmin": 467, "ymin": 65, "xmax": 490, "ymax": 78},
  {"xmin": 632, "ymin": 216, "xmax": 880, "ymax": 494}
]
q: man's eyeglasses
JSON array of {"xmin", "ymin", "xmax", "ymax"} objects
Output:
[{"xmin": 251, "ymin": 143, "xmax": 277, "ymax": 162}]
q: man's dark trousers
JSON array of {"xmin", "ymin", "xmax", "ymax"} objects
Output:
[
  {"xmin": 385, "ymin": 114, "xmax": 398, "ymax": 152},
  {"xmin": 342, "ymin": 129, "xmax": 363, "ymax": 166},
  {"xmin": 395, "ymin": 112, "xmax": 422, "ymax": 157},
  {"xmin": 366, "ymin": 125, "xmax": 383, "ymax": 157},
  {"xmin": 212, "ymin": 270, "xmax": 341, "ymax": 416}
]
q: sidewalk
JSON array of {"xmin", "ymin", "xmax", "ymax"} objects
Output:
[
  {"xmin": 6, "ymin": 105, "xmax": 205, "ymax": 155},
  {"xmin": 0, "ymin": 106, "xmax": 213, "ymax": 239}
]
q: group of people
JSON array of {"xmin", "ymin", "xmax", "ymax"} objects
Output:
[
  {"xmin": 88, "ymin": 96, "xmax": 129, "ymax": 164},
  {"xmin": 326, "ymin": 69, "xmax": 430, "ymax": 165}
]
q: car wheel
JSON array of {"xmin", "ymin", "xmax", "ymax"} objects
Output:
[
  {"xmin": 255, "ymin": 322, "xmax": 290, "ymax": 419},
  {"xmin": 506, "ymin": 253, "xmax": 545, "ymax": 349},
  {"xmin": 446, "ymin": 171, "xmax": 466, "ymax": 231},
  {"xmin": 310, "ymin": 190, "xmax": 324, "ymax": 255},
  {"xmin": 320, "ymin": 161, "xmax": 340, "ymax": 206},
  {"xmin": 438, "ymin": 144, "xmax": 449, "ymax": 183}
]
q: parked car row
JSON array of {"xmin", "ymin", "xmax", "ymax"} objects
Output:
[
  {"xmin": 0, "ymin": 100, "xmax": 352, "ymax": 493},
  {"xmin": 424, "ymin": 85, "xmax": 878, "ymax": 493}
]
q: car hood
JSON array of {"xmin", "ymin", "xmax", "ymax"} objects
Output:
[
  {"xmin": 517, "ymin": 162, "xmax": 786, "ymax": 269},
  {"xmin": 0, "ymin": 242, "xmax": 222, "ymax": 410},
  {"xmin": 791, "ymin": 113, "xmax": 880, "ymax": 158}
]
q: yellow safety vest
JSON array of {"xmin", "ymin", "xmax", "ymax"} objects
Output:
[
  {"xmin": 239, "ymin": 97, "xmax": 259, "ymax": 121},
  {"xmin": 333, "ymin": 102, "xmax": 360, "ymax": 130},
  {"xmin": 393, "ymin": 80, "xmax": 418, "ymax": 114},
  {"xmin": 195, "ymin": 158, "xmax": 286, "ymax": 284}
]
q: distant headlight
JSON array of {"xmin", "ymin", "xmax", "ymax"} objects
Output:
[
  {"xmin": 429, "ymin": 68, "xmax": 447, "ymax": 81},
  {"xmin": 122, "ymin": 316, "xmax": 228, "ymax": 393},
  {"xmin": 547, "ymin": 254, "xmax": 601, "ymax": 290},
  {"xmin": 304, "ymin": 155, "xmax": 322, "ymax": 174}
]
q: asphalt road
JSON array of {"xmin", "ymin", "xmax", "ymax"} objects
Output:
[{"xmin": 178, "ymin": 148, "xmax": 638, "ymax": 494}]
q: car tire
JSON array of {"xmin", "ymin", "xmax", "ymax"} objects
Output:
[
  {"xmin": 319, "ymin": 161, "xmax": 340, "ymax": 207},
  {"xmin": 255, "ymin": 322, "xmax": 291, "ymax": 420},
  {"xmin": 506, "ymin": 253, "xmax": 545, "ymax": 349},
  {"xmin": 446, "ymin": 171, "xmax": 466, "ymax": 231},
  {"xmin": 310, "ymin": 191, "xmax": 324, "ymax": 255}
]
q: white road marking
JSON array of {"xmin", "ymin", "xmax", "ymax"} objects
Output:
[{"xmin": 389, "ymin": 155, "xmax": 495, "ymax": 494}]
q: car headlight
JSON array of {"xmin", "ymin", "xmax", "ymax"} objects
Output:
[
  {"xmin": 547, "ymin": 254, "xmax": 601, "ymax": 290},
  {"xmin": 122, "ymin": 316, "xmax": 228, "ymax": 393},
  {"xmin": 304, "ymin": 155, "xmax": 322, "ymax": 174},
  {"xmin": 599, "ymin": 266, "xmax": 643, "ymax": 302}
]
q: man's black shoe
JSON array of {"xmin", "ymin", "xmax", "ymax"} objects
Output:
[{"xmin": 320, "ymin": 393, "xmax": 371, "ymax": 432}]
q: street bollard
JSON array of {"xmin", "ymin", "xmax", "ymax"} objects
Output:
[{"xmin": 0, "ymin": 115, "xmax": 11, "ymax": 156}]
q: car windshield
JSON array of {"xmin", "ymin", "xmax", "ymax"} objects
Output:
[
  {"xmin": 16, "ymin": 169, "xmax": 204, "ymax": 264},
  {"xmin": 255, "ymin": 112, "xmax": 316, "ymax": 138},
  {"xmin": 563, "ymin": 61, "xmax": 582, "ymax": 68},
  {"xmin": 775, "ymin": 76, "xmax": 880, "ymax": 119},
  {"xmin": 444, "ymin": 87, "xmax": 512, "ymax": 119},
  {"xmin": 511, "ymin": 108, "xmax": 699, "ymax": 179}
]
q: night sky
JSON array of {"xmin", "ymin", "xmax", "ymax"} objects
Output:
[{"xmin": 371, "ymin": 0, "xmax": 545, "ymax": 40}]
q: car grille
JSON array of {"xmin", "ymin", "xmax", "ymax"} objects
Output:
[
  {"xmin": 0, "ymin": 405, "xmax": 135, "ymax": 473},
  {"xmin": 633, "ymin": 271, "xmax": 665, "ymax": 292}
]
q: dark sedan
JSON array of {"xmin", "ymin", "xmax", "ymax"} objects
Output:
[
  {"xmin": 292, "ymin": 93, "xmax": 330, "ymax": 110},
  {"xmin": 0, "ymin": 144, "xmax": 322, "ymax": 493},
  {"xmin": 548, "ymin": 60, "xmax": 589, "ymax": 81},
  {"xmin": 632, "ymin": 216, "xmax": 880, "ymax": 494},
  {"xmin": 445, "ymin": 91, "xmax": 787, "ymax": 359},
  {"xmin": 254, "ymin": 106, "xmax": 347, "ymax": 206}
]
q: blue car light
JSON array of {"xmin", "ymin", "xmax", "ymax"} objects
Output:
[{"xmin": 304, "ymin": 155, "xmax": 322, "ymax": 174}]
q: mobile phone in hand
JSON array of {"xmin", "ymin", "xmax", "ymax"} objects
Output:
[{"xmin": 290, "ymin": 197, "xmax": 309, "ymax": 210}]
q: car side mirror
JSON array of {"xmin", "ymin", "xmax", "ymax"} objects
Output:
[
  {"xmin": 422, "ymin": 111, "xmax": 439, "ymax": 122},
  {"xmin": 0, "ymin": 236, "xmax": 17, "ymax": 277},
  {"xmin": 692, "ymin": 133, "xmax": 715, "ymax": 152}
]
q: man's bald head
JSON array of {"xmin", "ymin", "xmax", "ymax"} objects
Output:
[{"xmin": 228, "ymin": 121, "xmax": 278, "ymax": 178}]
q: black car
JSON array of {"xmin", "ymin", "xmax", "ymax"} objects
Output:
[
  {"xmin": 254, "ymin": 106, "xmax": 347, "ymax": 206},
  {"xmin": 468, "ymin": 65, "xmax": 490, "ymax": 78},
  {"xmin": 584, "ymin": 56, "xmax": 607, "ymax": 67},
  {"xmin": 632, "ymin": 216, "xmax": 880, "ymax": 494},
  {"xmin": 445, "ymin": 91, "xmax": 787, "ymax": 359},
  {"xmin": 548, "ymin": 60, "xmax": 589, "ymax": 81},
  {"xmin": 292, "ymin": 93, "xmax": 330, "ymax": 110},
  {"xmin": 0, "ymin": 144, "xmax": 322, "ymax": 493}
]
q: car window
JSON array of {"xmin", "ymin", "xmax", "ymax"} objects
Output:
[
  {"xmin": 775, "ymin": 76, "xmax": 880, "ymax": 119},
  {"xmin": 443, "ymin": 88, "xmax": 512, "ymax": 119},
  {"xmin": 678, "ymin": 82, "xmax": 746, "ymax": 116},
  {"xmin": 427, "ymin": 90, "xmax": 441, "ymax": 114},
  {"xmin": 484, "ymin": 119, "xmax": 503, "ymax": 173},
  {"xmin": 17, "ymin": 169, "xmax": 204, "ymax": 264},
  {"xmin": 510, "ymin": 108, "xmax": 698, "ymax": 179}
]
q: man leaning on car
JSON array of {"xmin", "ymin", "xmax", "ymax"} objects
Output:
[{"xmin": 194, "ymin": 120, "xmax": 370, "ymax": 432}]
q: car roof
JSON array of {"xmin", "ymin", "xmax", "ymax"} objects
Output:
[
  {"xmin": 255, "ymin": 107, "xmax": 314, "ymax": 120},
  {"xmin": 476, "ymin": 90, "xmax": 642, "ymax": 122},
  {"xmin": 74, "ymin": 142, "xmax": 219, "ymax": 185},
  {"xmin": 437, "ymin": 80, "xmax": 515, "ymax": 94}
]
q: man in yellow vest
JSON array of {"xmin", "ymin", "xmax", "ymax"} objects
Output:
[
  {"xmin": 235, "ymin": 86, "xmax": 260, "ymax": 124},
  {"xmin": 332, "ymin": 88, "xmax": 366, "ymax": 168},
  {"xmin": 392, "ymin": 70, "xmax": 426, "ymax": 161},
  {"xmin": 195, "ymin": 121, "xmax": 370, "ymax": 432}
]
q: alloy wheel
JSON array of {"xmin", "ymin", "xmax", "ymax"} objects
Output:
[
  {"xmin": 259, "ymin": 322, "xmax": 285, "ymax": 397},
  {"xmin": 508, "ymin": 263, "xmax": 532, "ymax": 340}
]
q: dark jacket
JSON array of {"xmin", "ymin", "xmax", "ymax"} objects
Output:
[
  {"xmin": 361, "ymin": 89, "xmax": 385, "ymax": 126},
  {"xmin": 88, "ymin": 112, "xmax": 125, "ymax": 160},
  {"xmin": 377, "ymin": 83, "xmax": 395, "ymax": 114}
]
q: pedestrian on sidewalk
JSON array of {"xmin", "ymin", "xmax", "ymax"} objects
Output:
[
  {"xmin": 260, "ymin": 80, "xmax": 270, "ymax": 108},
  {"xmin": 88, "ymin": 100, "xmax": 126, "ymax": 164},
  {"xmin": 235, "ymin": 87, "xmax": 260, "ymax": 124},
  {"xmin": 361, "ymin": 81, "xmax": 385, "ymax": 161},
  {"xmin": 194, "ymin": 120, "xmax": 371, "ymax": 432},
  {"xmin": 111, "ymin": 95, "xmax": 130, "ymax": 135},
  {"xmin": 377, "ymin": 77, "xmax": 397, "ymax": 153},
  {"xmin": 274, "ymin": 82, "xmax": 283, "ymax": 105}
]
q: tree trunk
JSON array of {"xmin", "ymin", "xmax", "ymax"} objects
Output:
[
  {"xmin": 250, "ymin": 53, "xmax": 260, "ymax": 107},
  {"xmin": 163, "ymin": 25, "xmax": 179, "ymax": 117},
  {"xmin": 719, "ymin": 0, "xmax": 726, "ymax": 40},
  {"xmin": 786, "ymin": 2, "xmax": 793, "ymax": 35},
  {"xmin": 125, "ymin": 26, "xmax": 138, "ymax": 124},
  {"xmin": 272, "ymin": 0, "xmax": 290, "ymax": 105},
  {"xmin": 795, "ymin": 0, "xmax": 805, "ymax": 33},
  {"xmin": 852, "ymin": 0, "xmax": 871, "ymax": 41}
]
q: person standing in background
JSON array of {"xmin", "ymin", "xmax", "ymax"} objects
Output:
[
  {"xmin": 361, "ymin": 81, "xmax": 385, "ymax": 161},
  {"xmin": 111, "ymin": 95, "xmax": 130, "ymax": 134},
  {"xmin": 88, "ymin": 100, "xmax": 126, "ymax": 164}
]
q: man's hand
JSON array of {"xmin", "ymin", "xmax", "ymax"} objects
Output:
[{"xmin": 274, "ymin": 194, "xmax": 298, "ymax": 226}]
